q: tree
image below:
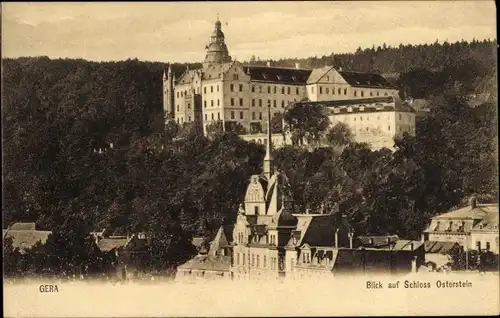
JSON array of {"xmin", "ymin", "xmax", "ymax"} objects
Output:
[
  {"xmin": 325, "ymin": 122, "xmax": 353, "ymax": 148},
  {"xmin": 205, "ymin": 120, "xmax": 224, "ymax": 138},
  {"xmin": 284, "ymin": 102, "xmax": 330, "ymax": 146}
]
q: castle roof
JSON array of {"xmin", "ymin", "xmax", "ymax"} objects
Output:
[
  {"xmin": 296, "ymin": 96, "xmax": 416, "ymax": 114},
  {"xmin": 242, "ymin": 65, "xmax": 312, "ymax": 85},
  {"xmin": 338, "ymin": 70, "xmax": 397, "ymax": 89},
  {"xmin": 3, "ymin": 223, "xmax": 52, "ymax": 251}
]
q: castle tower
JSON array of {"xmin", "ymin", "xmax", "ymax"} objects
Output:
[
  {"xmin": 163, "ymin": 64, "xmax": 175, "ymax": 120},
  {"xmin": 203, "ymin": 17, "xmax": 232, "ymax": 68}
]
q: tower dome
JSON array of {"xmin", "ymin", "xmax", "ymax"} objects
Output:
[{"xmin": 203, "ymin": 17, "xmax": 232, "ymax": 67}]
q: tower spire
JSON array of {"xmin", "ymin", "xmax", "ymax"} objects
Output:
[{"xmin": 263, "ymin": 101, "xmax": 273, "ymax": 179}]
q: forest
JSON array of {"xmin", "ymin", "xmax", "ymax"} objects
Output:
[{"xmin": 2, "ymin": 39, "xmax": 498, "ymax": 276}]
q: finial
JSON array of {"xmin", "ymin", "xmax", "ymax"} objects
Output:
[{"xmin": 217, "ymin": 12, "xmax": 220, "ymax": 22}]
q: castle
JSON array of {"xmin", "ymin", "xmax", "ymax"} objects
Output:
[{"xmin": 163, "ymin": 18, "xmax": 416, "ymax": 150}]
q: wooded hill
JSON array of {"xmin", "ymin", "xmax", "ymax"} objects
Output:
[{"xmin": 2, "ymin": 39, "xmax": 497, "ymax": 276}]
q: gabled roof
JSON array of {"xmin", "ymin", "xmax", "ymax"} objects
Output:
[
  {"xmin": 306, "ymin": 66, "xmax": 332, "ymax": 84},
  {"xmin": 357, "ymin": 235, "xmax": 399, "ymax": 248},
  {"xmin": 295, "ymin": 214, "xmax": 351, "ymax": 247},
  {"xmin": 433, "ymin": 204, "xmax": 498, "ymax": 220},
  {"xmin": 471, "ymin": 211, "xmax": 499, "ymax": 231},
  {"xmin": 3, "ymin": 229, "xmax": 52, "ymax": 250},
  {"xmin": 297, "ymin": 97, "xmax": 416, "ymax": 114},
  {"xmin": 9, "ymin": 222, "xmax": 36, "ymax": 230},
  {"xmin": 393, "ymin": 240, "xmax": 424, "ymax": 251},
  {"xmin": 177, "ymin": 254, "xmax": 231, "ymax": 271},
  {"xmin": 242, "ymin": 65, "xmax": 312, "ymax": 85},
  {"xmin": 424, "ymin": 241, "xmax": 461, "ymax": 254},
  {"xmin": 97, "ymin": 237, "xmax": 128, "ymax": 252},
  {"xmin": 338, "ymin": 71, "xmax": 397, "ymax": 89}
]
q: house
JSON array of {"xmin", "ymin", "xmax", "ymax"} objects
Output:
[
  {"xmin": 423, "ymin": 197, "xmax": 498, "ymax": 251},
  {"xmin": 470, "ymin": 210, "xmax": 499, "ymax": 254},
  {"xmin": 423, "ymin": 241, "xmax": 462, "ymax": 269},
  {"xmin": 176, "ymin": 225, "xmax": 233, "ymax": 280},
  {"xmin": 331, "ymin": 241, "xmax": 425, "ymax": 276},
  {"xmin": 3, "ymin": 222, "xmax": 52, "ymax": 253},
  {"xmin": 356, "ymin": 235, "xmax": 400, "ymax": 249}
]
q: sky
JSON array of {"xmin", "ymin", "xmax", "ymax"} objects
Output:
[{"xmin": 2, "ymin": 1, "xmax": 497, "ymax": 63}]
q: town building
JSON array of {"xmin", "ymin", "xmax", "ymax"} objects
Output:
[
  {"xmin": 423, "ymin": 197, "xmax": 499, "ymax": 253},
  {"xmin": 3, "ymin": 222, "xmax": 52, "ymax": 253},
  {"xmin": 176, "ymin": 225, "xmax": 233, "ymax": 280},
  {"xmin": 162, "ymin": 17, "xmax": 404, "ymax": 145},
  {"xmin": 423, "ymin": 241, "xmax": 462, "ymax": 269}
]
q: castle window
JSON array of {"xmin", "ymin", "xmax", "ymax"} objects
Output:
[
  {"xmin": 211, "ymin": 113, "xmax": 214, "ymax": 120},
  {"xmin": 239, "ymin": 98, "xmax": 243, "ymax": 106},
  {"xmin": 211, "ymin": 100, "xmax": 214, "ymax": 107},
  {"xmin": 233, "ymin": 74, "xmax": 238, "ymax": 80},
  {"xmin": 231, "ymin": 111, "xmax": 235, "ymax": 119},
  {"xmin": 273, "ymin": 100, "xmax": 277, "ymax": 108},
  {"xmin": 230, "ymin": 84, "xmax": 234, "ymax": 92},
  {"xmin": 486, "ymin": 242, "xmax": 490, "ymax": 251},
  {"xmin": 188, "ymin": 116, "xmax": 191, "ymax": 122},
  {"xmin": 259, "ymin": 112, "xmax": 262, "ymax": 120},
  {"xmin": 320, "ymin": 86, "xmax": 323, "ymax": 94},
  {"xmin": 388, "ymin": 125, "xmax": 391, "ymax": 131},
  {"xmin": 243, "ymin": 254, "xmax": 246, "ymax": 265},
  {"xmin": 217, "ymin": 99, "xmax": 220, "ymax": 106},
  {"xmin": 254, "ymin": 206, "xmax": 259, "ymax": 214},
  {"xmin": 204, "ymin": 87, "xmax": 206, "ymax": 94},
  {"xmin": 377, "ymin": 91, "xmax": 380, "ymax": 96},
  {"xmin": 252, "ymin": 85, "xmax": 255, "ymax": 93},
  {"xmin": 259, "ymin": 86, "xmax": 262, "ymax": 93},
  {"xmin": 281, "ymin": 101, "xmax": 285, "ymax": 108},
  {"xmin": 205, "ymin": 114, "xmax": 207, "ymax": 121},
  {"xmin": 217, "ymin": 85, "xmax": 219, "ymax": 92},
  {"xmin": 177, "ymin": 92, "xmax": 180, "ymax": 98},
  {"xmin": 217, "ymin": 112, "xmax": 220, "ymax": 120},
  {"xmin": 239, "ymin": 84, "xmax": 243, "ymax": 92},
  {"xmin": 274, "ymin": 86, "xmax": 277, "ymax": 94},
  {"xmin": 237, "ymin": 253, "xmax": 240, "ymax": 265},
  {"xmin": 240, "ymin": 111, "xmax": 243, "ymax": 119},
  {"xmin": 263, "ymin": 256, "xmax": 267, "ymax": 268},
  {"xmin": 344, "ymin": 88, "xmax": 347, "ymax": 95},
  {"xmin": 267, "ymin": 86, "xmax": 271, "ymax": 93},
  {"xmin": 296, "ymin": 87, "xmax": 299, "ymax": 94},
  {"xmin": 252, "ymin": 112, "xmax": 256, "ymax": 120},
  {"xmin": 252, "ymin": 99, "xmax": 255, "ymax": 107},
  {"xmin": 259, "ymin": 99, "xmax": 262, "ymax": 107},
  {"xmin": 204, "ymin": 101, "xmax": 207, "ymax": 108},
  {"xmin": 311, "ymin": 86, "xmax": 315, "ymax": 93},
  {"xmin": 257, "ymin": 255, "xmax": 260, "ymax": 267},
  {"xmin": 476, "ymin": 241, "xmax": 481, "ymax": 250},
  {"xmin": 281, "ymin": 87, "xmax": 285, "ymax": 94},
  {"xmin": 287, "ymin": 87, "xmax": 291, "ymax": 94},
  {"xmin": 188, "ymin": 103, "xmax": 191, "ymax": 109},
  {"xmin": 326, "ymin": 87, "xmax": 329, "ymax": 94},
  {"xmin": 231, "ymin": 98, "xmax": 235, "ymax": 106},
  {"xmin": 251, "ymin": 254, "xmax": 255, "ymax": 267},
  {"xmin": 370, "ymin": 91, "xmax": 373, "ymax": 96},
  {"xmin": 354, "ymin": 91, "xmax": 357, "ymax": 97},
  {"xmin": 211, "ymin": 86, "xmax": 213, "ymax": 93}
]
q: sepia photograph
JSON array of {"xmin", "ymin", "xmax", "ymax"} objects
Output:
[{"xmin": 2, "ymin": 1, "xmax": 499, "ymax": 317}]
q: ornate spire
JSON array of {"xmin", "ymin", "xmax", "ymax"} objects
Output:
[{"xmin": 263, "ymin": 101, "xmax": 273, "ymax": 179}]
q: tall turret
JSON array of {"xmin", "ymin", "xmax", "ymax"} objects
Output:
[
  {"xmin": 263, "ymin": 102, "xmax": 273, "ymax": 180},
  {"xmin": 203, "ymin": 17, "xmax": 232, "ymax": 68},
  {"xmin": 163, "ymin": 64, "xmax": 175, "ymax": 121}
]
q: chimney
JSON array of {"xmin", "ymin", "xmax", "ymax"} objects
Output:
[
  {"xmin": 410, "ymin": 242, "xmax": 414, "ymax": 250},
  {"xmin": 295, "ymin": 62, "xmax": 300, "ymax": 69},
  {"xmin": 469, "ymin": 196, "xmax": 477, "ymax": 209},
  {"xmin": 267, "ymin": 61, "xmax": 271, "ymax": 67},
  {"xmin": 305, "ymin": 208, "xmax": 310, "ymax": 214},
  {"xmin": 339, "ymin": 66, "xmax": 343, "ymax": 71}
]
